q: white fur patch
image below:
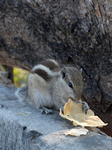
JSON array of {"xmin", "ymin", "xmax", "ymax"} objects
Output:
[
  {"xmin": 32, "ymin": 64, "xmax": 57, "ymax": 76},
  {"xmin": 33, "ymin": 90, "xmax": 54, "ymax": 108},
  {"xmin": 48, "ymin": 59, "xmax": 60, "ymax": 67}
]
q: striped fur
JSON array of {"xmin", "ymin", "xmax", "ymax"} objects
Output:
[{"xmin": 31, "ymin": 59, "xmax": 62, "ymax": 82}]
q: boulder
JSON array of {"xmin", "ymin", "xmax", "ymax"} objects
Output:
[{"xmin": 0, "ymin": 84, "xmax": 112, "ymax": 150}]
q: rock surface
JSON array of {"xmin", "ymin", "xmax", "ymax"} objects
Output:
[
  {"xmin": 0, "ymin": 0, "xmax": 112, "ymax": 137},
  {"xmin": 0, "ymin": 71, "xmax": 12, "ymax": 85},
  {"xmin": 0, "ymin": 83, "xmax": 112, "ymax": 150},
  {"xmin": 0, "ymin": 0, "xmax": 112, "ymax": 115}
]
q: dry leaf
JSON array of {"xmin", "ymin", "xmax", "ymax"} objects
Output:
[
  {"xmin": 60, "ymin": 99, "xmax": 108, "ymax": 127},
  {"xmin": 65, "ymin": 128, "xmax": 88, "ymax": 136}
]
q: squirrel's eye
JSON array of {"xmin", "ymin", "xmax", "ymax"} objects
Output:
[{"xmin": 69, "ymin": 82, "xmax": 73, "ymax": 89}]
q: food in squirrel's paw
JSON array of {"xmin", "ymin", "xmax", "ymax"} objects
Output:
[{"xmin": 60, "ymin": 99, "xmax": 108, "ymax": 127}]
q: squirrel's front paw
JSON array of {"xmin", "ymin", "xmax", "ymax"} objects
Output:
[
  {"xmin": 82, "ymin": 101, "xmax": 89, "ymax": 114},
  {"xmin": 41, "ymin": 107, "xmax": 54, "ymax": 115}
]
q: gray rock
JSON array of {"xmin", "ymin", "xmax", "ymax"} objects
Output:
[
  {"xmin": 0, "ymin": 0, "xmax": 112, "ymax": 115},
  {"xmin": 0, "ymin": 84, "xmax": 112, "ymax": 150},
  {"xmin": 0, "ymin": 71, "xmax": 12, "ymax": 85}
]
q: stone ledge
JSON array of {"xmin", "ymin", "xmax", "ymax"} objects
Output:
[{"xmin": 0, "ymin": 84, "xmax": 112, "ymax": 150}]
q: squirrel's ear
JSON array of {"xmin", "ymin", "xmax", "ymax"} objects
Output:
[
  {"xmin": 60, "ymin": 67, "xmax": 66, "ymax": 78},
  {"xmin": 79, "ymin": 68, "xmax": 82, "ymax": 74}
]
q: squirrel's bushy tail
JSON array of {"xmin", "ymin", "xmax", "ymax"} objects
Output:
[{"xmin": 15, "ymin": 86, "xmax": 28, "ymax": 104}]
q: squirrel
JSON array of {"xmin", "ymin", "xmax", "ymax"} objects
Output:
[{"xmin": 15, "ymin": 59, "xmax": 89, "ymax": 114}]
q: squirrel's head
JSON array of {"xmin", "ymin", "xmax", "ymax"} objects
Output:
[
  {"xmin": 61, "ymin": 67, "xmax": 82, "ymax": 98},
  {"xmin": 55, "ymin": 66, "xmax": 83, "ymax": 106}
]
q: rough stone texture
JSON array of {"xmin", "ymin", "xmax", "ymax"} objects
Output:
[
  {"xmin": 0, "ymin": 0, "xmax": 112, "ymax": 135},
  {"xmin": 0, "ymin": 83, "xmax": 112, "ymax": 150},
  {"xmin": 0, "ymin": 71, "xmax": 12, "ymax": 84}
]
